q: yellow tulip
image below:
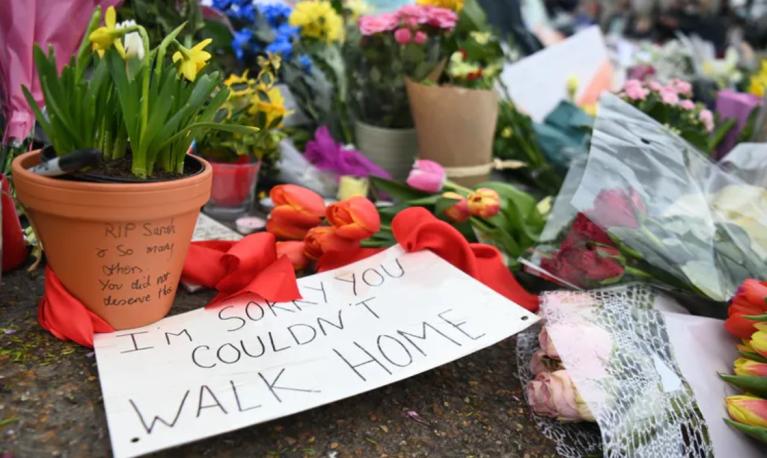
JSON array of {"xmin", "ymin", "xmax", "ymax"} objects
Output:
[
  {"xmin": 750, "ymin": 322, "xmax": 767, "ymax": 358},
  {"xmin": 172, "ymin": 39, "xmax": 213, "ymax": 82},
  {"xmin": 726, "ymin": 395, "xmax": 767, "ymax": 428},
  {"xmin": 89, "ymin": 6, "xmax": 126, "ymax": 57}
]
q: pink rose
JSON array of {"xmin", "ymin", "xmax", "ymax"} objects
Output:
[
  {"xmin": 678, "ymin": 99, "xmax": 695, "ymax": 110},
  {"xmin": 530, "ymin": 349, "xmax": 562, "ymax": 375},
  {"xmin": 659, "ymin": 86, "xmax": 679, "ymax": 105},
  {"xmin": 623, "ymin": 79, "xmax": 648, "ymax": 101},
  {"xmin": 424, "ymin": 6, "xmax": 458, "ymax": 29},
  {"xmin": 525, "ymin": 370, "xmax": 594, "ymax": 422},
  {"xmin": 670, "ymin": 79, "xmax": 693, "ymax": 96},
  {"xmin": 413, "ymin": 30, "xmax": 427, "ymax": 45},
  {"xmin": 359, "ymin": 13, "xmax": 398, "ymax": 36},
  {"xmin": 538, "ymin": 327, "xmax": 560, "ymax": 360},
  {"xmin": 699, "ymin": 109, "xmax": 714, "ymax": 132},
  {"xmin": 394, "ymin": 27, "xmax": 412, "ymax": 45},
  {"xmin": 406, "ymin": 159, "xmax": 446, "ymax": 193}
]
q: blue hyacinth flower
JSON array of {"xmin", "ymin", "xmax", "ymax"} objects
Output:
[
  {"xmin": 266, "ymin": 38, "xmax": 293, "ymax": 59},
  {"xmin": 299, "ymin": 54, "xmax": 312, "ymax": 73},
  {"xmin": 232, "ymin": 28, "xmax": 253, "ymax": 60},
  {"xmin": 259, "ymin": 3, "xmax": 293, "ymax": 27},
  {"xmin": 212, "ymin": 0, "xmax": 232, "ymax": 11}
]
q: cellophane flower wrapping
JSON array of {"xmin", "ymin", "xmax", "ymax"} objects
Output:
[
  {"xmin": 528, "ymin": 93, "xmax": 767, "ymax": 316},
  {"xmin": 516, "ymin": 284, "xmax": 713, "ymax": 458}
]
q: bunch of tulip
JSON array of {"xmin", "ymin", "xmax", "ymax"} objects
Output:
[
  {"xmin": 367, "ymin": 160, "xmax": 546, "ymax": 267},
  {"xmin": 721, "ymin": 279, "xmax": 767, "ymax": 443},
  {"xmin": 266, "ymin": 184, "xmax": 380, "ymax": 271}
]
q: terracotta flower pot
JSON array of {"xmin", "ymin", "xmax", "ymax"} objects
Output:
[
  {"xmin": 12, "ymin": 150, "xmax": 212, "ymax": 330},
  {"xmin": 406, "ymin": 79, "xmax": 499, "ymax": 186}
]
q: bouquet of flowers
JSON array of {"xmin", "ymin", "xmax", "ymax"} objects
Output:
[
  {"xmin": 530, "ymin": 94, "xmax": 767, "ymax": 316},
  {"xmin": 347, "ymin": 3, "xmax": 458, "ymax": 128},
  {"xmin": 618, "ymin": 78, "xmax": 733, "ymax": 155}
]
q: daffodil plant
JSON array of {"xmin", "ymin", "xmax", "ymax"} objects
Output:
[{"xmin": 23, "ymin": 6, "xmax": 258, "ymax": 178}]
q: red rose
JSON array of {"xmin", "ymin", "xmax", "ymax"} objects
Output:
[
  {"xmin": 541, "ymin": 244, "xmax": 624, "ymax": 288},
  {"xmin": 562, "ymin": 213, "xmax": 613, "ymax": 248},
  {"xmin": 725, "ymin": 279, "xmax": 767, "ymax": 339},
  {"xmin": 588, "ymin": 188, "xmax": 646, "ymax": 229}
]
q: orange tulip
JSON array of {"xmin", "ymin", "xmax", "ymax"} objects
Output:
[
  {"xmin": 467, "ymin": 188, "xmax": 501, "ymax": 218},
  {"xmin": 276, "ymin": 241, "xmax": 310, "ymax": 271},
  {"xmin": 326, "ymin": 196, "xmax": 380, "ymax": 240},
  {"xmin": 303, "ymin": 226, "xmax": 357, "ymax": 261},
  {"xmin": 442, "ymin": 192, "xmax": 470, "ymax": 223},
  {"xmin": 266, "ymin": 185, "xmax": 326, "ymax": 240}
]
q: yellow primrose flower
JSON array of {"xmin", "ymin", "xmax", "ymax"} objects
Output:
[
  {"xmin": 417, "ymin": 0, "xmax": 464, "ymax": 11},
  {"xmin": 289, "ymin": 1, "xmax": 344, "ymax": 43},
  {"xmin": 470, "ymin": 31, "xmax": 491, "ymax": 45},
  {"xmin": 172, "ymin": 39, "xmax": 213, "ymax": 82},
  {"xmin": 748, "ymin": 60, "xmax": 767, "ymax": 97},
  {"xmin": 250, "ymin": 87, "xmax": 288, "ymax": 126},
  {"xmin": 224, "ymin": 70, "xmax": 254, "ymax": 98},
  {"xmin": 89, "ymin": 6, "xmax": 126, "ymax": 57}
]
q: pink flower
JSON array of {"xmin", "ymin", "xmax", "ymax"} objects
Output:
[
  {"xmin": 396, "ymin": 4, "xmax": 429, "ymax": 27},
  {"xmin": 659, "ymin": 86, "xmax": 679, "ymax": 105},
  {"xmin": 406, "ymin": 159, "xmax": 446, "ymax": 193},
  {"xmin": 699, "ymin": 109, "xmax": 714, "ymax": 132},
  {"xmin": 589, "ymin": 188, "xmax": 646, "ymax": 229},
  {"xmin": 359, "ymin": 13, "xmax": 398, "ymax": 36},
  {"xmin": 394, "ymin": 27, "xmax": 412, "ymax": 45},
  {"xmin": 423, "ymin": 6, "xmax": 458, "ymax": 29},
  {"xmin": 530, "ymin": 349, "xmax": 549, "ymax": 375},
  {"xmin": 678, "ymin": 99, "xmax": 695, "ymax": 110},
  {"xmin": 525, "ymin": 370, "xmax": 594, "ymax": 422},
  {"xmin": 538, "ymin": 327, "xmax": 560, "ymax": 360},
  {"xmin": 623, "ymin": 79, "xmax": 648, "ymax": 100},
  {"xmin": 413, "ymin": 30, "xmax": 427, "ymax": 45},
  {"xmin": 670, "ymin": 79, "xmax": 693, "ymax": 96},
  {"xmin": 648, "ymin": 80, "xmax": 664, "ymax": 92}
]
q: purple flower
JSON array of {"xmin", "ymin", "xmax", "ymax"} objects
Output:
[{"xmin": 304, "ymin": 126, "xmax": 391, "ymax": 179}]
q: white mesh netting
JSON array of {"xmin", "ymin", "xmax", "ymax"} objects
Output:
[{"xmin": 516, "ymin": 284, "xmax": 713, "ymax": 457}]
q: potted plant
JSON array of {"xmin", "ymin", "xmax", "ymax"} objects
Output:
[
  {"xmin": 405, "ymin": 0, "xmax": 504, "ymax": 186},
  {"xmin": 197, "ymin": 55, "xmax": 286, "ymax": 219},
  {"xmin": 347, "ymin": 3, "xmax": 457, "ymax": 180},
  {"xmin": 12, "ymin": 6, "xmax": 256, "ymax": 329}
]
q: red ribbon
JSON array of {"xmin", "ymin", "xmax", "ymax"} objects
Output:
[
  {"xmin": 38, "ymin": 207, "xmax": 538, "ymax": 348},
  {"xmin": 182, "ymin": 232, "xmax": 300, "ymax": 307}
]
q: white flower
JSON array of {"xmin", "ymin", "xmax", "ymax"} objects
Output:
[{"xmin": 117, "ymin": 20, "xmax": 144, "ymax": 60}]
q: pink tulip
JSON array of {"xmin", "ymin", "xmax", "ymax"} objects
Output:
[
  {"xmin": 406, "ymin": 159, "xmax": 446, "ymax": 193},
  {"xmin": 413, "ymin": 30, "xmax": 427, "ymax": 45}
]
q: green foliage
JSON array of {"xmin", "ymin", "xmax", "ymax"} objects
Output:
[
  {"xmin": 24, "ymin": 7, "xmax": 258, "ymax": 178},
  {"xmin": 119, "ymin": 0, "xmax": 204, "ymax": 47}
]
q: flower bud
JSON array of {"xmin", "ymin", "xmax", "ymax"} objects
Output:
[
  {"xmin": 726, "ymin": 395, "xmax": 767, "ymax": 428},
  {"xmin": 734, "ymin": 358, "xmax": 767, "ymax": 377},
  {"xmin": 441, "ymin": 192, "xmax": 470, "ymax": 223}
]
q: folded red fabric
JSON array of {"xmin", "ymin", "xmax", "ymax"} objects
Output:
[
  {"xmin": 182, "ymin": 232, "xmax": 300, "ymax": 307},
  {"xmin": 38, "ymin": 266, "xmax": 115, "ymax": 348}
]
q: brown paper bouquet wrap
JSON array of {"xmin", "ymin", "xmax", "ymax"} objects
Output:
[{"xmin": 406, "ymin": 79, "xmax": 499, "ymax": 186}]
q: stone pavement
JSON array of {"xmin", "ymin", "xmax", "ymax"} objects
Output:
[{"xmin": 0, "ymin": 267, "xmax": 558, "ymax": 457}]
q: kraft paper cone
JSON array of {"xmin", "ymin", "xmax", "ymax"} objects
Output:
[{"xmin": 406, "ymin": 79, "xmax": 499, "ymax": 186}]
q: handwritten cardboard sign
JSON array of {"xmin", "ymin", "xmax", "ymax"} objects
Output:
[{"xmin": 95, "ymin": 246, "xmax": 539, "ymax": 457}]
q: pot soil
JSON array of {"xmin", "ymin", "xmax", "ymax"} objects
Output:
[
  {"xmin": 12, "ymin": 150, "xmax": 212, "ymax": 329},
  {"xmin": 406, "ymin": 80, "xmax": 499, "ymax": 186}
]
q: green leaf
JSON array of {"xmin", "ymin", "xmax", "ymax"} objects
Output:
[
  {"xmin": 369, "ymin": 176, "xmax": 430, "ymax": 202},
  {"xmin": 739, "ymin": 351, "xmax": 767, "ymax": 364},
  {"xmin": 724, "ymin": 419, "xmax": 767, "ymax": 444},
  {"xmin": 719, "ymin": 374, "xmax": 767, "ymax": 397},
  {"xmin": 745, "ymin": 314, "xmax": 767, "ymax": 322}
]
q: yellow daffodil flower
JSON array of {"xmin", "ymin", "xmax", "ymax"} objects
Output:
[
  {"xmin": 417, "ymin": 0, "xmax": 464, "ymax": 12},
  {"xmin": 749, "ymin": 60, "xmax": 767, "ymax": 97},
  {"xmin": 89, "ymin": 6, "xmax": 126, "ymax": 57},
  {"xmin": 172, "ymin": 39, "xmax": 213, "ymax": 82},
  {"xmin": 289, "ymin": 1, "xmax": 344, "ymax": 43}
]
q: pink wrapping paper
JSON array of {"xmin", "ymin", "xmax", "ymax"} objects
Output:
[{"xmin": 0, "ymin": 0, "xmax": 121, "ymax": 143}]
